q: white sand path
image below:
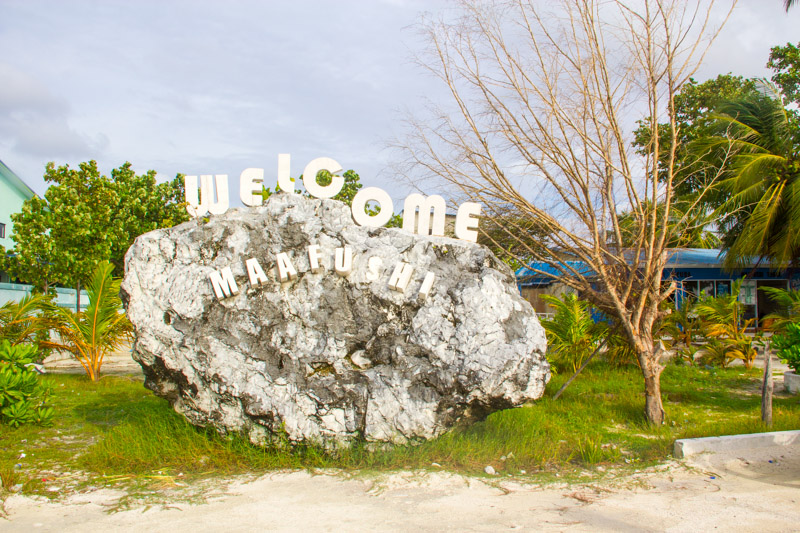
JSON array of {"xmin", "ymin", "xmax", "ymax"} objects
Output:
[{"xmin": 2, "ymin": 445, "xmax": 798, "ymax": 532}]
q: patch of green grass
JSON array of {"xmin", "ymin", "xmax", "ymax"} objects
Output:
[{"xmin": 1, "ymin": 363, "xmax": 798, "ymax": 497}]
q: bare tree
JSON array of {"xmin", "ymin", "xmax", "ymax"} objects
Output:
[{"xmin": 402, "ymin": 0, "xmax": 735, "ymax": 424}]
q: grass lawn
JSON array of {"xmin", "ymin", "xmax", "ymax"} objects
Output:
[{"xmin": 1, "ymin": 363, "xmax": 798, "ymax": 500}]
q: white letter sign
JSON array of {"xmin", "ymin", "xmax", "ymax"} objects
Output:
[
  {"xmin": 334, "ymin": 247, "xmax": 353, "ymax": 277},
  {"xmin": 275, "ymin": 252, "xmax": 298, "ymax": 282},
  {"xmin": 352, "ymin": 187, "xmax": 393, "ymax": 227},
  {"xmin": 308, "ymin": 244, "xmax": 324, "ymax": 273},
  {"xmin": 185, "ymin": 174, "xmax": 230, "ymax": 217},
  {"xmin": 403, "ymin": 194, "xmax": 446, "ymax": 236},
  {"xmin": 209, "ymin": 266, "xmax": 239, "ymax": 299},
  {"xmin": 245, "ymin": 257, "xmax": 269, "ymax": 287},
  {"xmin": 388, "ymin": 262, "xmax": 414, "ymax": 293},
  {"xmin": 240, "ymin": 168, "xmax": 264, "ymax": 207},
  {"xmin": 302, "ymin": 157, "xmax": 344, "ymax": 199},
  {"xmin": 455, "ymin": 202, "xmax": 481, "ymax": 242}
]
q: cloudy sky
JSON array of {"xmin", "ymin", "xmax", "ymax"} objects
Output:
[{"xmin": 1, "ymin": 1, "xmax": 798, "ymax": 204}]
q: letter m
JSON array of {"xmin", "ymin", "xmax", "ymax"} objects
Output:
[
  {"xmin": 209, "ymin": 267, "xmax": 239, "ymax": 299},
  {"xmin": 402, "ymin": 194, "xmax": 447, "ymax": 236}
]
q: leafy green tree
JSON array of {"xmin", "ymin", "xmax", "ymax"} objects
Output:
[
  {"xmin": 107, "ymin": 164, "xmax": 188, "ymax": 275},
  {"xmin": 762, "ymin": 286, "xmax": 800, "ymax": 331},
  {"xmin": 634, "ymin": 75, "xmax": 758, "ymax": 200},
  {"xmin": 611, "ymin": 200, "xmax": 721, "ymax": 250},
  {"xmin": 0, "ymin": 161, "xmax": 188, "ymax": 299},
  {"xmin": 5, "ymin": 161, "xmax": 120, "ymax": 304},
  {"xmin": 0, "ymin": 194, "xmax": 59, "ymax": 293},
  {"xmin": 768, "ymin": 42, "xmax": 800, "ymax": 104}
]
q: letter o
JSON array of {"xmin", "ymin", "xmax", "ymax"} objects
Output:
[
  {"xmin": 303, "ymin": 157, "xmax": 345, "ymax": 199},
  {"xmin": 352, "ymin": 187, "xmax": 394, "ymax": 227}
]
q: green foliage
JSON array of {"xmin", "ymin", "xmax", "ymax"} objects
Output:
[
  {"xmin": 106, "ymin": 164, "xmax": 189, "ymax": 276},
  {"xmin": 771, "ymin": 322, "xmax": 800, "ymax": 372},
  {"xmin": 694, "ymin": 280, "xmax": 758, "ymax": 368},
  {"xmin": 762, "ymin": 286, "xmax": 800, "ymax": 332},
  {"xmin": 611, "ymin": 200, "xmax": 721, "ymax": 250},
  {"xmin": 42, "ymin": 261, "xmax": 133, "ymax": 382},
  {"xmin": 602, "ymin": 328, "xmax": 640, "ymax": 368},
  {"xmin": 1, "ymin": 366, "xmax": 799, "ymax": 494},
  {"xmin": 696, "ymin": 86, "xmax": 800, "ymax": 269},
  {"xmin": 0, "ymin": 293, "xmax": 53, "ymax": 354},
  {"xmin": 540, "ymin": 293, "xmax": 605, "ymax": 372},
  {"xmin": 661, "ymin": 300, "xmax": 703, "ymax": 365},
  {"xmin": 769, "ymin": 41, "xmax": 800, "ymax": 104},
  {"xmin": 0, "ymin": 341, "xmax": 52, "ymax": 428},
  {"xmin": 477, "ymin": 214, "xmax": 548, "ymax": 269},
  {"xmin": 0, "ymin": 161, "xmax": 188, "ymax": 290},
  {"xmin": 633, "ymin": 74, "xmax": 759, "ymax": 199}
]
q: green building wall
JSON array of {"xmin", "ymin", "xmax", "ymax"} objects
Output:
[{"xmin": 0, "ymin": 159, "xmax": 35, "ymax": 284}]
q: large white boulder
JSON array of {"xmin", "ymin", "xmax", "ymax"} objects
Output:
[{"xmin": 121, "ymin": 193, "xmax": 549, "ymax": 446}]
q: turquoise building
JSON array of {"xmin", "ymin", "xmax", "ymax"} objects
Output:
[{"xmin": 0, "ymin": 159, "xmax": 36, "ymax": 283}]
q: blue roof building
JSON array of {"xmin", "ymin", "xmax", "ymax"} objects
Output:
[{"xmin": 516, "ymin": 248, "xmax": 799, "ymax": 326}]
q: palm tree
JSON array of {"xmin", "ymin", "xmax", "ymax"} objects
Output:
[
  {"xmin": 43, "ymin": 261, "xmax": 132, "ymax": 381},
  {"xmin": 696, "ymin": 84, "xmax": 800, "ymax": 270},
  {"xmin": 786, "ymin": 0, "xmax": 797, "ymax": 12}
]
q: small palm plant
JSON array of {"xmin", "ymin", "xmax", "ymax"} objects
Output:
[
  {"xmin": 661, "ymin": 300, "xmax": 703, "ymax": 365},
  {"xmin": 43, "ymin": 261, "xmax": 132, "ymax": 381},
  {"xmin": 0, "ymin": 293, "xmax": 53, "ymax": 349},
  {"xmin": 761, "ymin": 286, "xmax": 800, "ymax": 332},
  {"xmin": 540, "ymin": 292, "xmax": 605, "ymax": 373},
  {"xmin": 694, "ymin": 279, "xmax": 758, "ymax": 368}
]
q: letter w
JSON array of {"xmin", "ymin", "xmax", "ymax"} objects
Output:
[{"xmin": 185, "ymin": 175, "xmax": 230, "ymax": 217}]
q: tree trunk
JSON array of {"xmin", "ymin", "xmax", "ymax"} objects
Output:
[
  {"xmin": 643, "ymin": 368, "xmax": 665, "ymax": 425},
  {"xmin": 76, "ymin": 280, "xmax": 81, "ymax": 314},
  {"xmin": 635, "ymin": 331, "xmax": 666, "ymax": 425}
]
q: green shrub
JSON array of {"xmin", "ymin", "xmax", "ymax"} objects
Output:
[
  {"xmin": 0, "ymin": 293, "xmax": 54, "ymax": 361},
  {"xmin": 695, "ymin": 280, "xmax": 758, "ymax": 368},
  {"xmin": 661, "ymin": 300, "xmax": 702, "ymax": 365},
  {"xmin": 772, "ymin": 322, "xmax": 800, "ymax": 372},
  {"xmin": 0, "ymin": 340, "xmax": 53, "ymax": 428},
  {"xmin": 540, "ymin": 293, "xmax": 605, "ymax": 372}
]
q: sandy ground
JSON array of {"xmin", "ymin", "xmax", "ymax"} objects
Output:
[
  {"xmin": 1, "ymin": 445, "xmax": 798, "ymax": 532},
  {"xmin": 14, "ymin": 350, "xmax": 796, "ymax": 531}
]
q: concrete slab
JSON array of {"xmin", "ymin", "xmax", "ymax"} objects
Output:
[{"xmin": 674, "ymin": 430, "xmax": 800, "ymax": 458}]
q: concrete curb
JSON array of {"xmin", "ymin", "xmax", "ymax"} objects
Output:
[{"xmin": 674, "ymin": 430, "xmax": 800, "ymax": 458}]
